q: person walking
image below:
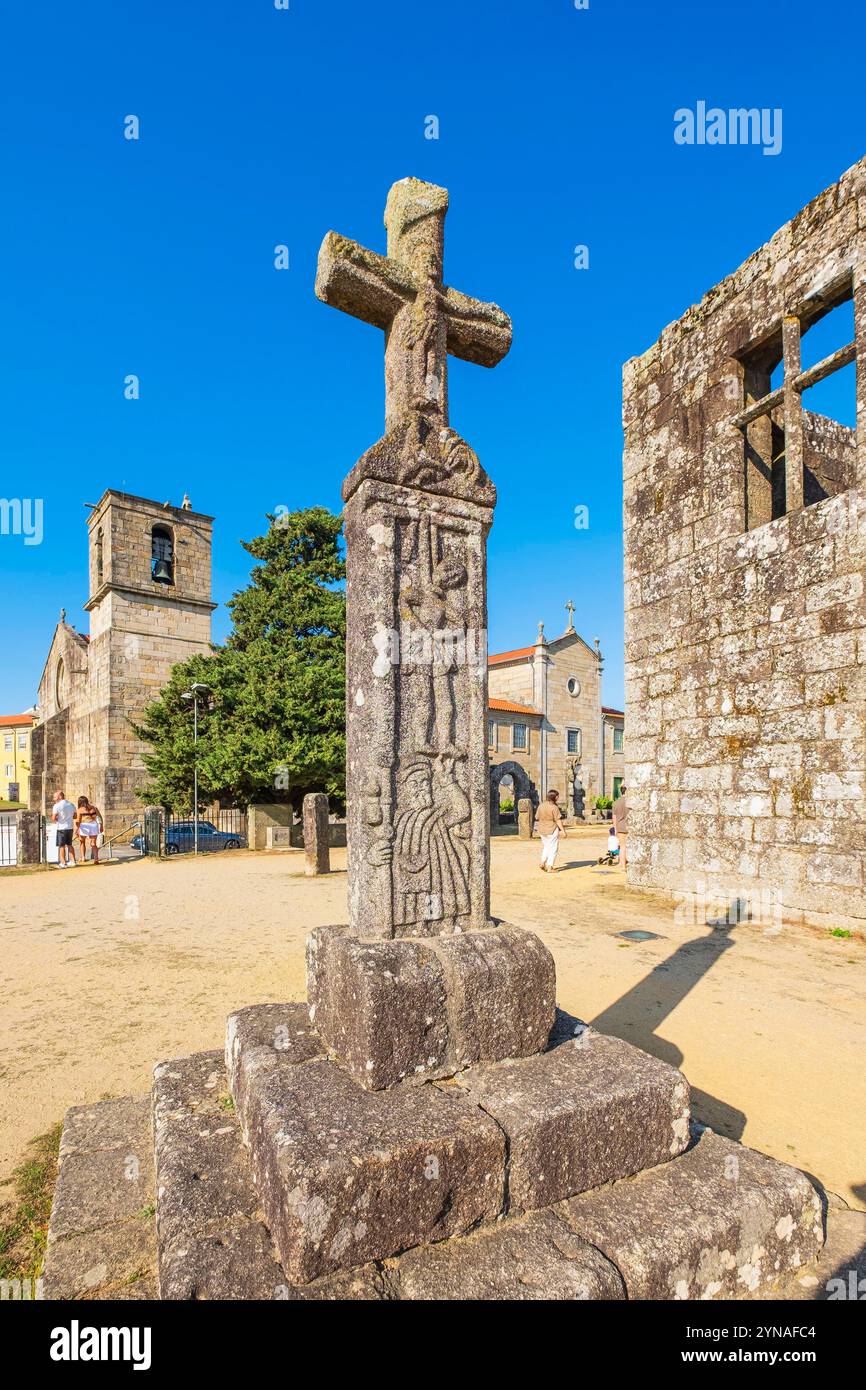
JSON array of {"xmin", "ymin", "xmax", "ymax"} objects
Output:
[
  {"xmin": 535, "ymin": 789, "xmax": 566, "ymax": 872},
  {"xmin": 612, "ymin": 783, "xmax": 629, "ymax": 868},
  {"xmin": 51, "ymin": 790, "xmax": 77, "ymax": 868},
  {"xmin": 75, "ymin": 795, "xmax": 104, "ymax": 864}
]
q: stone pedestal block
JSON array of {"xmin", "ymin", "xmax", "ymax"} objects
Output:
[
  {"xmin": 302, "ymin": 792, "xmax": 330, "ymax": 876},
  {"xmin": 307, "ymin": 922, "xmax": 556, "ymax": 1089},
  {"xmin": 450, "ymin": 1026, "xmax": 691, "ymax": 1211},
  {"xmin": 559, "ymin": 1129, "xmax": 825, "ymax": 1300},
  {"xmin": 225, "ymin": 1001, "xmax": 323, "ymax": 1093},
  {"xmin": 230, "ymin": 1040, "xmax": 505, "ymax": 1284},
  {"xmin": 384, "ymin": 1209, "xmax": 625, "ymax": 1300},
  {"xmin": 517, "ymin": 798, "xmax": 533, "ymax": 839},
  {"xmin": 153, "ymin": 1049, "xmax": 286, "ymax": 1300},
  {"xmin": 16, "ymin": 809, "xmax": 42, "ymax": 865}
]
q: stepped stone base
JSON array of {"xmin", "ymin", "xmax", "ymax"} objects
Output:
[
  {"xmin": 43, "ymin": 1062, "xmax": 831, "ymax": 1301},
  {"xmin": 42, "ymin": 1096, "xmax": 158, "ymax": 1301},
  {"xmin": 226, "ymin": 1003, "xmax": 689, "ymax": 1279},
  {"xmin": 560, "ymin": 1129, "xmax": 825, "ymax": 1300},
  {"xmin": 307, "ymin": 922, "xmax": 556, "ymax": 1089},
  {"xmin": 229, "ymin": 1012, "xmax": 506, "ymax": 1283},
  {"xmin": 449, "ymin": 1025, "xmax": 690, "ymax": 1210}
]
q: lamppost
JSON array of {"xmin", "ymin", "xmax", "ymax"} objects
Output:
[{"xmin": 181, "ymin": 683, "xmax": 211, "ymax": 856}]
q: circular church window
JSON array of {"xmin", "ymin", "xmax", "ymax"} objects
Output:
[{"xmin": 567, "ymin": 676, "xmax": 581, "ymax": 697}]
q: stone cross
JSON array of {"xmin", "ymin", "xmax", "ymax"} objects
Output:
[
  {"xmin": 316, "ymin": 178, "xmax": 511, "ymax": 438},
  {"xmin": 316, "ymin": 178, "xmax": 512, "ymax": 938},
  {"xmin": 565, "ymin": 599, "xmax": 575, "ymax": 633}
]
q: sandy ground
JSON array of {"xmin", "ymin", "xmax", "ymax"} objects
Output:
[{"xmin": 1, "ymin": 832, "xmax": 864, "ymax": 1209}]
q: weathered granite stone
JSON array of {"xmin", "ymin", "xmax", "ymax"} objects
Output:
[
  {"xmin": 59, "ymin": 1095, "xmax": 152, "ymax": 1159},
  {"xmin": 559, "ymin": 1130, "xmax": 825, "ymax": 1300},
  {"xmin": 302, "ymin": 792, "xmax": 330, "ymax": 876},
  {"xmin": 517, "ymin": 797, "xmax": 533, "ymax": 839},
  {"xmin": 384, "ymin": 1209, "xmax": 625, "ymax": 1301},
  {"xmin": 15, "ymin": 809, "xmax": 41, "ymax": 864},
  {"xmin": 285, "ymin": 1264, "xmax": 392, "ymax": 1301},
  {"xmin": 431, "ymin": 924, "xmax": 555, "ymax": 1068},
  {"xmin": 42, "ymin": 1217, "xmax": 156, "ymax": 1300},
  {"xmin": 153, "ymin": 1049, "xmax": 283, "ymax": 1300},
  {"xmin": 623, "ymin": 156, "xmax": 866, "ymax": 934},
  {"xmin": 231, "ymin": 1044, "xmax": 506, "ymax": 1283},
  {"xmin": 316, "ymin": 177, "xmax": 511, "ymax": 939},
  {"xmin": 450, "ymin": 1027, "xmax": 690, "ymax": 1211},
  {"xmin": 306, "ymin": 921, "xmax": 555, "ymax": 1088},
  {"xmin": 225, "ymin": 1001, "xmax": 323, "ymax": 1093},
  {"xmin": 43, "ymin": 1094, "xmax": 158, "ymax": 1300},
  {"xmin": 50, "ymin": 1142, "xmax": 153, "ymax": 1239},
  {"xmin": 161, "ymin": 1223, "xmax": 287, "ymax": 1302},
  {"xmin": 307, "ymin": 926, "xmax": 450, "ymax": 1088}
]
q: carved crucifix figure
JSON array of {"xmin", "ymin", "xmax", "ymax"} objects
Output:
[
  {"xmin": 317, "ymin": 178, "xmax": 511, "ymax": 938},
  {"xmin": 316, "ymin": 178, "xmax": 511, "ymax": 439}
]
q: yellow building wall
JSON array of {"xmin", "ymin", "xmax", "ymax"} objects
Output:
[{"xmin": 0, "ymin": 721, "xmax": 32, "ymax": 803}]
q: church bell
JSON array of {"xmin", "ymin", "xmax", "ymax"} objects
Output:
[{"xmin": 152, "ymin": 557, "xmax": 174, "ymax": 584}]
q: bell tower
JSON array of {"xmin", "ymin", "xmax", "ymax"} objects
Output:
[{"xmin": 82, "ymin": 491, "xmax": 216, "ymax": 831}]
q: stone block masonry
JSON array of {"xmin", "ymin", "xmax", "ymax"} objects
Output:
[
  {"xmin": 306, "ymin": 922, "xmax": 556, "ymax": 1089},
  {"xmin": 623, "ymin": 156, "xmax": 866, "ymax": 931}
]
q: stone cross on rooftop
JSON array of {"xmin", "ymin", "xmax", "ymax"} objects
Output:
[
  {"xmin": 316, "ymin": 177, "xmax": 512, "ymax": 439},
  {"xmin": 315, "ymin": 178, "xmax": 511, "ymax": 939}
]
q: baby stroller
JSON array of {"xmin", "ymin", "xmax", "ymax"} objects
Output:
[{"xmin": 597, "ymin": 828, "xmax": 620, "ymax": 866}]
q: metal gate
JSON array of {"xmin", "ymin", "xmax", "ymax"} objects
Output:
[{"xmin": 0, "ymin": 812, "xmax": 16, "ymax": 867}]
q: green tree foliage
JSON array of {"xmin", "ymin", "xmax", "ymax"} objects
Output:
[{"xmin": 133, "ymin": 507, "xmax": 346, "ymax": 812}]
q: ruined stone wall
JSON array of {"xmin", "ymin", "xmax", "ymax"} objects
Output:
[{"xmin": 623, "ymin": 157, "xmax": 866, "ymax": 932}]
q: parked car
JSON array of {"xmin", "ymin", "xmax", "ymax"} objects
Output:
[{"xmin": 132, "ymin": 820, "xmax": 246, "ymax": 853}]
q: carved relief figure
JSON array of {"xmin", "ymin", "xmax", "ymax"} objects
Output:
[
  {"xmin": 391, "ymin": 756, "xmax": 471, "ymax": 928},
  {"xmin": 399, "ymin": 516, "xmax": 468, "ymax": 756}
]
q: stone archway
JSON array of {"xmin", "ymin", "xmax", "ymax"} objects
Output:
[{"xmin": 489, "ymin": 760, "xmax": 534, "ymax": 832}]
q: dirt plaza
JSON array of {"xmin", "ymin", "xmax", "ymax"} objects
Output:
[{"xmin": 1, "ymin": 831, "xmax": 863, "ymax": 1211}]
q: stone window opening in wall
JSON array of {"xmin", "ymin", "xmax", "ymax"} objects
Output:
[
  {"xmin": 567, "ymin": 727, "xmax": 581, "ymax": 756},
  {"xmin": 512, "ymin": 722, "xmax": 527, "ymax": 752},
  {"xmin": 55, "ymin": 658, "xmax": 66, "ymax": 710},
  {"xmin": 733, "ymin": 274, "xmax": 859, "ymax": 531},
  {"xmin": 613, "ymin": 725, "xmax": 623, "ymax": 753},
  {"xmin": 152, "ymin": 525, "xmax": 175, "ymax": 585},
  {"xmin": 566, "ymin": 676, "xmax": 581, "ymax": 697},
  {"xmin": 488, "ymin": 718, "xmax": 495, "ymax": 751},
  {"xmin": 3, "ymin": 736, "xmax": 11, "ymax": 751},
  {"xmin": 96, "ymin": 527, "xmax": 104, "ymax": 586}
]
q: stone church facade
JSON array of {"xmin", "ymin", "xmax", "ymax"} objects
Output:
[
  {"xmin": 488, "ymin": 613, "xmax": 624, "ymax": 820},
  {"xmin": 623, "ymin": 158, "xmax": 865, "ymax": 931},
  {"xmin": 30, "ymin": 491, "xmax": 215, "ymax": 836}
]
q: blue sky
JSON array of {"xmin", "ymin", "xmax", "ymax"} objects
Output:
[{"xmin": 1, "ymin": 0, "xmax": 863, "ymax": 714}]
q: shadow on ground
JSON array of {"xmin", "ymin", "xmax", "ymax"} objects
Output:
[{"xmin": 590, "ymin": 927, "xmax": 748, "ymax": 1141}]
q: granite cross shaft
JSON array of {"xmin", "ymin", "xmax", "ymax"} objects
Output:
[{"xmin": 315, "ymin": 177, "xmax": 512, "ymax": 435}]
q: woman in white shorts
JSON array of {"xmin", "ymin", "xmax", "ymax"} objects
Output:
[{"xmin": 76, "ymin": 796, "xmax": 104, "ymax": 864}]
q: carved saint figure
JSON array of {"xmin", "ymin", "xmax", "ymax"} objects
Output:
[{"xmin": 391, "ymin": 755, "xmax": 471, "ymax": 928}]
